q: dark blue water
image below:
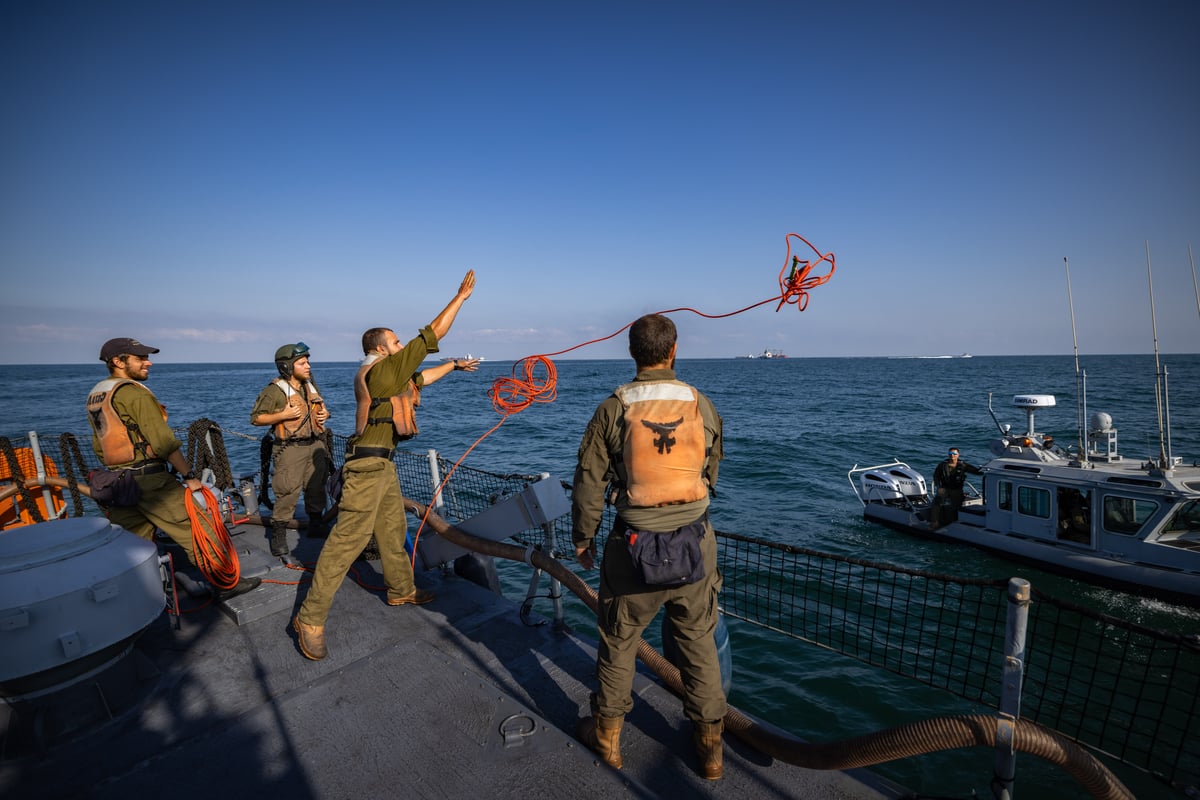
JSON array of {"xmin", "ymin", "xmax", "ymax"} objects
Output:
[{"xmin": 3, "ymin": 354, "xmax": 1198, "ymax": 798}]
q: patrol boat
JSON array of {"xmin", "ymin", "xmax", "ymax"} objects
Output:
[{"xmin": 849, "ymin": 391, "xmax": 1200, "ymax": 607}]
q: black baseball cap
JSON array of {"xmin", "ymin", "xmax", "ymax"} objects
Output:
[{"xmin": 99, "ymin": 338, "xmax": 160, "ymax": 362}]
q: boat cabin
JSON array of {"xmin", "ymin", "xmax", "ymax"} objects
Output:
[{"xmin": 971, "ymin": 405, "xmax": 1200, "ymax": 569}]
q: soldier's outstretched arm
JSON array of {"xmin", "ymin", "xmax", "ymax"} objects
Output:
[{"xmin": 430, "ymin": 270, "xmax": 476, "ymax": 339}]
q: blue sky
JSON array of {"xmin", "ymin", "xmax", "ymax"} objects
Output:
[{"xmin": 3, "ymin": 1, "xmax": 1198, "ymax": 365}]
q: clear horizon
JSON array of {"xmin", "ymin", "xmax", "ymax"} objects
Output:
[{"xmin": 8, "ymin": 352, "xmax": 1200, "ymax": 369}]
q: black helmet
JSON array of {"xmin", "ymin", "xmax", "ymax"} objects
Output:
[{"xmin": 274, "ymin": 342, "xmax": 310, "ymax": 378}]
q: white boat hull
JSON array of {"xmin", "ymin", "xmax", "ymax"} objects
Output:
[{"xmin": 862, "ymin": 494, "xmax": 1200, "ymax": 606}]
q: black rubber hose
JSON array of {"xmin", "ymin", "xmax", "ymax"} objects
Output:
[{"xmin": 406, "ymin": 500, "xmax": 1134, "ymax": 800}]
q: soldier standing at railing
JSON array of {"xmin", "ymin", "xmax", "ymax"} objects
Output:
[
  {"xmin": 571, "ymin": 313, "xmax": 727, "ymax": 780},
  {"xmin": 291, "ymin": 271, "xmax": 476, "ymax": 661},
  {"xmin": 250, "ymin": 342, "xmax": 332, "ymax": 561}
]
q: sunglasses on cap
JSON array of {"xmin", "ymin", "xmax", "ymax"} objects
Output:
[{"xmin": 286, "ymin": 342, "xmax": 310, "ymax": 359}]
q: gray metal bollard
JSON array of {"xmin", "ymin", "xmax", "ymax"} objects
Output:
[{"xmin": 992, "ymin": 577, "xmax": 1031, "ymax": 800}]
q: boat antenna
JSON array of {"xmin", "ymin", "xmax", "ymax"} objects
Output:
[
  {"xmin": 1064, "ymin": 257, "xmax": 1086, "ymax": 463},
  {"xmin": 1145, "ymin": 241, "xmax": 1170, "ymax": 468},
  {"xmin": 1190, "ymin": 243, "xmax": 1199, "ymax": 323}
]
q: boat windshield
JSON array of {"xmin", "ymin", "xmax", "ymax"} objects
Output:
[
  {"xmin": 1101, "ymin": 496, "xmax": 1158, "ymax": 536},
  {"xmin": 1162, "ymin": 499, "xmax": 1200, "ymax": 535}
]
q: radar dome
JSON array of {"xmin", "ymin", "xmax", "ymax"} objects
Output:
[{"xmin": 1089, "ymin": 411, "xmax": 1113, "ymax": 432}]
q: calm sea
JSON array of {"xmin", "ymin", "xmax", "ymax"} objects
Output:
[{"xmin": 3, "ymin": 354, "xmax": 1199, "ymax": 798}]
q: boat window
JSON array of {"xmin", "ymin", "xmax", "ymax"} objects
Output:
[
  {"xmin": 998, "ymin": 481, "xmax": 1012, "ymax": 511},
  {"xmin": 1055, "ymin": 487, "xmax": 1091, "ymax": 543},
  {"xmin": 1017, "ymin": 486, "xmax": 1050, "ymax": 518},
  {"xmin": 1102, "ymin": 496, "xmax": 1157, "ymax": 536},
  {"xmin": 1163, "ymin": 500, "xmax": 1200, "ymax": 534}
]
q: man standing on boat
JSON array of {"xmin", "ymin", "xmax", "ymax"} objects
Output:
[
  {"xmin": 86, "ymin": 338, "xmax": 261, "ymax": 600},
  {"xmin": 929, "ymin": 447, "xmax": 982, "ymax": 529},
  {"xmin": 292, "ymin": 270, "xmax": 475, "ymax": 661},
  {"xmin": 250, "ymin": 342, "xmax": 332, "ymax": 562},
  {"xmin": 571, "ymin": 313, "xmax": 727, "ymax": 780}
]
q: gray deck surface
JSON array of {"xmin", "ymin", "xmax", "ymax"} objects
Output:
[{"xmin": 1, "ymin": 523, "xmax": 904, "ymax": 799}]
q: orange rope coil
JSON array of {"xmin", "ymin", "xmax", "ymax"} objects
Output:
[
  {"xmin": 488, "ymin": 354, "xmax": 558, "ymax": 415},
  {"xmin": 776, "ymin": 232, "xmax": 836, "ymax": 312},
  {"xmin": 184, "ymin": 485, "xmax": 242, "ymax": 591}
]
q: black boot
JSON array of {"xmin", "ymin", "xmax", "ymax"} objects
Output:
[
  {"xmin": 305, "ymin": 511, "xmax": 330, "ymax": 538},
  {"xmin": 215, "ymin": 577, "xmax": 261, "ymax": 601},
  {"xmin": 270, "ymin": 520, "xmax": 290, "ymax": 557}
]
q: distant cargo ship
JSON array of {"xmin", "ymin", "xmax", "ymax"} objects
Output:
[{"xmin": 737, "ymin": 348, "xmax": 787, "ymax": 359}]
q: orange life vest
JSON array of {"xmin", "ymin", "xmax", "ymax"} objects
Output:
[
  {"xmin": 270, "ymin": 378, "xmax": 326, "ymax": 440},
  {"xmin": 86, "ymin": 378, "xmax": 166, "ymax": 466},
  {"xmin": 614, "ymin": 380, "xmax": 708, "ymax": 508},
  {"xmin": 353, "ymin": 356, "xmax": 421, "ymax": 440},
  {"xmin": 0, "ymin": 446, "xmax": 67, "ymax": 529}
]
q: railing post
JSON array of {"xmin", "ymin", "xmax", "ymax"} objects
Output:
[
  {"xmin": 520, "ymin": 473, "xmax": 567, "ymax": 631},
  {"xmin": 27, "ymin": 431, "xmax": 65, "ymax": 521},
  {"xmin": 993, "ymin": 577, "xmax": 1031, "ymax": 800},
  {"xmin": 425, "ymin": 449, "xmax": 444, "ymax": 512}
]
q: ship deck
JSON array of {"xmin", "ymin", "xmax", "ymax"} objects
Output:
[{"xmin": 1, "ymin": 521, "xmax": 902, "ymax": 799}]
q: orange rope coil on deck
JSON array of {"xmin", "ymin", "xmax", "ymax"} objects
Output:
[{"xmin": 184, "ymin": 485, "xmax": 242, "ymax": 591}]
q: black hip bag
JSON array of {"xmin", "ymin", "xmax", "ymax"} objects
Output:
[{"xmin": 619, "ymin": 514, "xmax": 707, "ymax": 586}]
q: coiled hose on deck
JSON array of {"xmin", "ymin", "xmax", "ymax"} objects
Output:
[{"xmin": 405, "ymin": 500, "xmax": 1133, "ymax": 800}]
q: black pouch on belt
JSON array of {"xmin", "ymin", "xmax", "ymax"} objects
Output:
[
  {"xmin": 624, "ymin": 517, "xmax": 707, "ymax": 586},
  {"xmin": 87, "ymin": 468, "xmax": 142, "ymax": 507}
]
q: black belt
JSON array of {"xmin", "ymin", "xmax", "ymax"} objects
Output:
[
  {"xmin": 613, "ymin": 509, "xmax": 709, "ymax": 536},
  {"xmin": 345, "ymin": 446, "xmax": 395, "ymax": 462},
  {"xmin": 126, "ymin": 461, "xmax": 167, "ymax": 475},
  {"xmin": 277, "ymin": 435, "xmax": 320, "ymax": 446}
]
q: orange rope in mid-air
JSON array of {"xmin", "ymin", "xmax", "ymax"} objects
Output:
[{"xmin": 406, "ymin": 232, "xmax": 836, "ymax": 555}]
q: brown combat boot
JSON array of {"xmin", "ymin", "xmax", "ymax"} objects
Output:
[
  {"xmin": 293, "ymin": 615, "xmax": 327, "ymax": 661},
  {"xmin": 693, "ymin": 719, "xmax": 723, "ymax": 780},
  {"xmin": 576, "ymin": 714, "xmax": 623, "ymax": 769},
  {"xmin": 386, "ymin": 588, "xmax": 435, "ymax": 606}
]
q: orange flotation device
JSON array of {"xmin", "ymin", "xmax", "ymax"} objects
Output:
[
  {"xmin": 353, "ymin": 357, "xmax": 421, "ymax": 440},
  {"xmin": 0, "ymin": 446, "xmax": 68, "ymax": 529},
  {"xmin": 614, "ymin": 380, "xmax": 709, "ymax": 508}
]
